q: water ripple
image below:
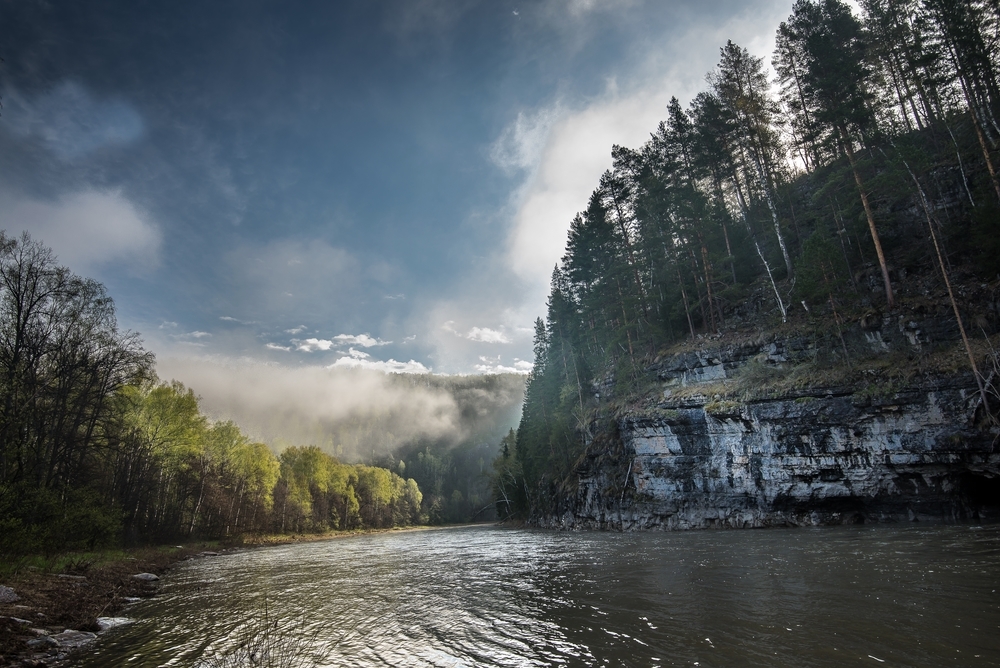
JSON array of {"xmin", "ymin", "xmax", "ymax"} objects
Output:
[{"xmin": 74, "ymin": 524, "xmax": 1000, "ymax": 667}]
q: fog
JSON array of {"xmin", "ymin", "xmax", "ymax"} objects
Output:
[{"xmin": 157, "ymin": 357, "xmax": 526, "ymax": 459}]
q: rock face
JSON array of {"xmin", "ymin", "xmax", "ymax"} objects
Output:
[{"xmin": 539, "ymin": 332, "xmax": 1000, "ymax": 530}]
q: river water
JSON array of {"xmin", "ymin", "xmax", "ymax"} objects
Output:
[{"xmin": 74, "ymin": 524, "xmax": 1000, "ymax": 667}]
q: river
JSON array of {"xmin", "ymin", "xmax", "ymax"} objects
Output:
[{"xmin": 74, "ymin": 524, "xmax": 1000, "ymax": 667}]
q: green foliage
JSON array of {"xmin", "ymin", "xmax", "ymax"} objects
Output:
[
  {"xmin": 274, "ymin": 446, "xmax": 421, "ymax": 533},
  {"xmin": 0, "ymin": 235, "xmax": 427, "ymax": 556},
  {"xmin": 795, "ymin": 231, "xmax": 848, "ymax": 305},
  {"xmin": 704, "ymin": 400, "xmax": 743, "ymax": 415}
]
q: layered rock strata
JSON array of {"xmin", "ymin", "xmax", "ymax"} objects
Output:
[{"xmin": 540, "ymin": 328, "xmax": 1000, "ymax": 530}]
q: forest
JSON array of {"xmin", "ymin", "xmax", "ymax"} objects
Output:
[
  {"xmin": 499, "ymin": 0, "xmax": 1000, "ymax": 518},
  {"xmin": 0, "ymin": 232, "xmax": 425, "ymax": 555}
]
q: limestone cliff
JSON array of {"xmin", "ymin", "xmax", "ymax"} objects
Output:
[{"xmin": 536, "ymin": 316, "xmax": 1000, "ymax": 530}]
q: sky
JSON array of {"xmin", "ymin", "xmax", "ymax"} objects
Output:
[{"xmin": 0, "ymin": 0, "xmax": 798, "ymax": 441}]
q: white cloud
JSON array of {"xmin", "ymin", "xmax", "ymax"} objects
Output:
[
  {"xmin": 332, "ymin": 333, "xmax": 391, "ymax": 347},
  {"xmin": 285, "ymin": 325, "xmax": 308, "ymax": 334},
  {"xmin": 293, "ymin": 335, "xmax": 390, "ymax": 352},
  {"xmin": 466, "ymin": 327, "xmax": 511, "ymax": 344},
  {"xmin": 0, "ymin": 190, "xmax": 161, "ymax": 275},
  {"xmin": 266, "ymin": 342, "xmax": 292, "ymax": 352},
  {"xmin": 490, "ymin": 106, "xmax": 563, "ymax": 175},
  {"xmin": 188, "ymin": 331, "xmax": 211, "ymax": 339},
  {"xmin": 474, "ymin": 356, "xmax": 532, "ymax": 375},
  {"xmin": 295, "ymin": 338, "xmax": 335, "ymax": 352},
  {"xmin": 155, "ymin": 356, "xmax": 472, "ymax": 453},
  {"xmin": 443, "ymin": 321, "xmax": 512, "ymax": 345},
  {"xmin": 329, "ymin": 355, "xmax": 431, "ymax": 374},
  {"xmin": 6, "ymin": 81, "xmax": 144, "ymax": 160}
]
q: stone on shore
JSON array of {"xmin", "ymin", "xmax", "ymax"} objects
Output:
[
  {"xmin": 96, "ymin": 616, "xmax": 133, "ymax": 631},
  {"xmin": 0, "ymin": 585, "xmax": 19, "ymax": 603},
  {"xmin": 50, "ymin": 629, "xmax": 98, "ymax": 650}
]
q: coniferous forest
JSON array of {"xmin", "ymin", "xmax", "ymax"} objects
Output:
[
  {"xmin": 0, "ymin": 232, "xmax": 425, "ymax": 555},
  {"xmin": 500, "ymin": 0, "xmax": 1000, "ymax": 519}
]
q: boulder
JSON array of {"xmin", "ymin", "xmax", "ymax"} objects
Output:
[
  {"xmin": 96, "ymin": 617, "xmax": 133, "ymax": 632},
  {"xmin": 25, "ymin": 636, "xmax": 59, "ymax": 650},
  {"xmin": 0, "ymin": 585, "xmax": 19, "ymax": 603},
  {"xmin": 132, "ymin": 572, "xmax": 159, "ymax": 582},
  {"xmin": 51, "ymin": 629, "xmax": 97, "ymax": 650}
]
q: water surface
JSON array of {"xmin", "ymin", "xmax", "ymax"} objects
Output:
[{"xmin": 75, "ymin": 524, "xmax": 1000, "ymax": 666}]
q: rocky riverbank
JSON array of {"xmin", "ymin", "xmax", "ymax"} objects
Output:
[{"xmin": 0, "ymin": 546, "xmax": 228, "ymax": 667}]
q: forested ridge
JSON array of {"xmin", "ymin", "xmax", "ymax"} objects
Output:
[
  {"xmin": 0, "ymin": 232, "xmax": 425, "ymax": 555},
  {"xmin": 499, "ymin": 0, "xmax": 1000, "ymax": 519}
]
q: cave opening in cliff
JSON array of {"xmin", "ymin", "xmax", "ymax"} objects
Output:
[{"xmin": 960, "ymin": 473, "xmax": 1000, "ymax": 515}]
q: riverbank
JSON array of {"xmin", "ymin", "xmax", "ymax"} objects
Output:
[
  {"xmin": 0, "ymin": 524, "xmax": 463, "ymax": 666},
  {"xmin": 0, "ymin": 544, "xmax": 214, "ymax": 666}
]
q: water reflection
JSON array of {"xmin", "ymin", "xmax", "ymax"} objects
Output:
[{"xmin": 74, "ymin": 524, "xmax": 1000, "ymax": 667}]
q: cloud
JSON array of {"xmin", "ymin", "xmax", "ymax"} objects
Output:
[
  {"xmin": 443, "ymin": 320, "xmax": 512, "ymax": 344},
  {"xmin": 489, "ymin": 107, "xmax": 563, "ymax": 175},
  {"xmin": 188, "ymin": 331, "xmax": 211, "ymax": 339},
  {"xmin": 332, "ymin": 333, "xmax": 391, "ymax": 347},
  {"xmin": 220, "ymin": 316, "xmax": 257, "ymax": 325},
  {"xmin": 292, "ymin": 335, "xmax": 391, "ymax": 352},
  {"xmin": 154, "ymin": 356, "xmax": 528, "ymax": 455},
  {"xmin": 474, "ymin": 356, "xmax": 532, "ymax": 375},
  {"xmin": 6, "ymin": 81, "xmax": 144, "ymax": 160},
  {"xmin": 294, "ymin": 338, "xmax": 335, "ymax": 352},
  {"xmin": 0, "ymin": 190, "xmax": 161, "ymax": 274},
  {"xmin": 466, "ymin": 327, "xmax": 510, "ymax": 344},
  {"xmin": 266, "ymin": 342, "xmax": 292, "ymax": 352},
  {"xmin": 285, "ymin": 325, "xmax": 308, "ymax": 334},
  {"xmin": 329, "ymin": 355, "xmax": 431, "ymax": 374}
]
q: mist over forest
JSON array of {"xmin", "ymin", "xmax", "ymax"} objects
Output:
[{"xmin": 157, "ymin": 357, "xmax": 525, "ymax": 460}]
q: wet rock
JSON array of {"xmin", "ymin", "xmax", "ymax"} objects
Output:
[
  {"xmin": 132, "ymin": 572, "xmax": 159, "ymax": 582},
  {"xmin": 50, "ymin": 629, "xmax": 97, "ymax": 650},
  {"xmin": 25, "ymin": 636, "xmax": 59, "ymax": 650},
  {"xmin": 0, "ymin": 585, "xmax": 19, "ymax": 603},
  {"xmin": 96, "ymin": 617, "xmax": 133, "ymax": 632}
]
